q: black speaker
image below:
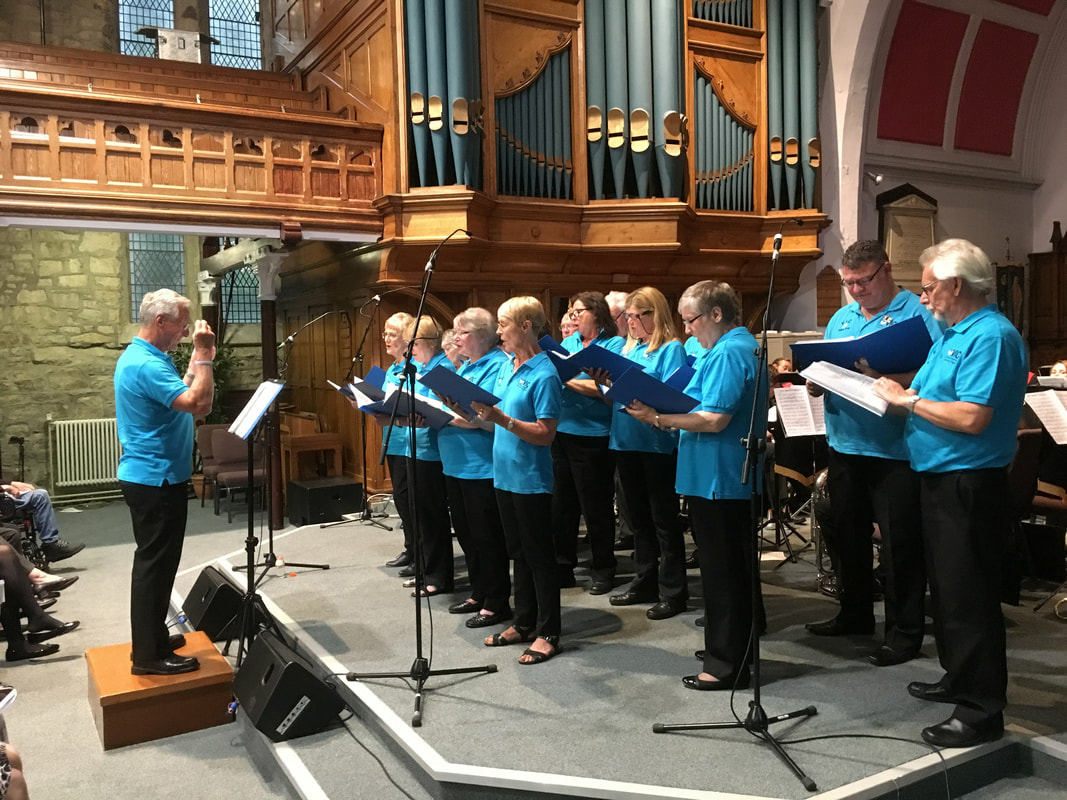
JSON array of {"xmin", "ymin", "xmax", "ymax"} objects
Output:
[
  {"xmin": 1021, "ymin": 521, "xmax": 1066, "ymax": 582},
  {"xmin": 233, "ymin": 629, "xmax": 344, "ymax": 742},
  {"xmin": 182, "ymin": 565, "xmax": 242, "ymax": 641},
  {"xmin": 287, "ymin": 477, "xmax": 363, "ymax": 526}
]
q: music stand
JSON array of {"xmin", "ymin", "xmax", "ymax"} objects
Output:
[{"xmin": 224, "ymin": 380, "xmax": 290, "ymax": 665}]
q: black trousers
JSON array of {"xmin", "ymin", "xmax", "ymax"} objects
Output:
[
  {"xmin": 386, "ymin": 453, "xmax": 414, "ymax": 554},
  {"xmin": 496, "ymin": 489, "xmax": 561, "ymax": 637},
  {"xmin": 826, "ymin": 449, "xmax": 926, "ymax": 651},
  {"xmin": 921, "ymin": 468, "xmax": 1008, "ymax": 727},
  {"xmin": 551, "ymin": 432, "xmax": 617, "ymax": 579},
  {"xmin": 445, "ymin": 475, "xmax": 511, "ymax": 613},
  {"xmin": 689, "ymin": 497, "xmax": 758, "ymax": 680},
  {"xmin": 615, "ymin": 450, "xmax": 686, "ymax": 601},
  {"xmin": 410, "ymin": 458, "xmax": 453, "ymax": 590},
  {"xmin": 121, "ymin": 480, "xmax": 188, "ymax": 664}
]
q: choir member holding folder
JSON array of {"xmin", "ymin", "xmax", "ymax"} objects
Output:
[
  {"xmin": 376, "ymin": 312, "xmax": 416, "ymax": 572},
  {"xmin": 434, "ymin": 308, "xmax": 513, "ymax": 628},
  {"xmin": 628, "ymin": 281, "xmax": 763, "ymax": 691},
  {"xmin": 471, "ymin": 297, "xmax": 563, "ymax": 664},
  {"xmin": 551, "ymin": 291, "xmax": 625, "ymax": 595},
  {"xmin": 605, "ymin": 287, "xmax": 690, "ymax": 620}
]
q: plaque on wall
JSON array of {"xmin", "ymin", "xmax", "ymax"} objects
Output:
[{"xmin": 877, "ymin": 184, "xmax": 937, "ymax": 295}]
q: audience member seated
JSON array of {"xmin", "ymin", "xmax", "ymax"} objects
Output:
[
  {"xmin": 0, "ymin": 702, "xmax": 29, "ymax": 800},
  {"xmin": 0, "ymin": 477, "xmax": 84, "ymax": 563},
  {"xmin": 0, "ymin": 524, "xmax": 78, "ymax": 600},
  {"xmin": 0, "ymin": 542, "xmax": 79, "ymax": 663}
]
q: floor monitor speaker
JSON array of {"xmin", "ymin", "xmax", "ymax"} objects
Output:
[
  {"xmin": 233, "ymin": 629, "xmax": 344, "ymax": 742},
  {"xmin": 287, "ymin": 477, "xmax": 363, "ymax": 526},
  {"xmin": 182, "ymin": 565, "xmax": 242, "ymax": 641}
]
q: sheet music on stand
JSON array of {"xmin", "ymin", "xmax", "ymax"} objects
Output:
[
  {"xmin": 773, "ymin": 386, "xmax": 826, "ymax": 437},
  {"xmin": 800, "ymin": 361, "xmax": 888, "ymax": 416},
  {"xmin": 1024, "ymin": 390, "xmax": 1067, "ymax": 445},
  {"xmin": 229, "ymin": 381, "xmax": 285, "ymax": 439}
]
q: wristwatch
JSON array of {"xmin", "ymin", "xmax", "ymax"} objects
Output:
[{"xmin": 906, "ymin": 395, "xmax": 921, "ymax": 413}]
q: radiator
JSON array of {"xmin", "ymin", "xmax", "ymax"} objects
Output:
[{"xmin": 48, "ymin": 418, "xmax": 122, "ymax": 500}]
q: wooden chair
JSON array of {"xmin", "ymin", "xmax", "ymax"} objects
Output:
[
  {"xmin": 195, "ymin": 423, "xmax": 229, "ymax": 508},
  {"xmin": 211, "ymin": 429, "xmax": 266, "ymax": 523}
]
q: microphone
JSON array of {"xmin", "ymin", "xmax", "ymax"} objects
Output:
[
  {"xmin": 424, "ymin": 228, "xmax": 472, "ymax": 273},
  {"xmin": 277, "ymin": 311, "xmax": 336, "ymax": 348},
  {"xmin": 359, "ymin": 286, "xmax": 415, "ymax": 315},
  {"xmin": 773, "ymin": 232, "xmax": 784, "ymax": 253}
]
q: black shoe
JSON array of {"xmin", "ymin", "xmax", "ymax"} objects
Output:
[
  {"xmin": 921, "ymin": 716, "xmax": 1003, "ymax": 748},
  {"xmin": 35, "ymin": 575, "xmax": 78, "ymax": 594},
  {"xmin": 868, "ymin": 645, "xmax": 919, "ymax": 667},
  {"xmin": 647, "ymin": 599, "xmax": 686, "ymax": 620},
  {"xmin": 696, "ymin": 615, "xmax": 705, "ymax": 627},
  {"xmin": 41, "ymin": 539, "xmax": 85, "ymax": 562},
  {"xmin": 169, "ymin": 633, "xmax": 187, "ymax": 651},
  {"xmin": 609, "ymin": 589, "xmax": 656, "ymax": 606},
  {"xmin": 614, "ymin": 534, "xmax": 635, "ymax": 550},
  {"xmin": 131, "ymin": 655, "xmax": 200, "ymax": 676},
  {"xmin": 448, "ymin": 598, "xmax": 481, "ymax": 614},
  {"xmin": 35, "ymin": 589, "xmax": 60, "ymax": 601},
  {"xmin": 397, "ymin": 565, "xmax": 416, "ymax": 578},
  {"xmin": 694, "ymin": 650, "xmax": 705, "ymax": 660},
  {"xmin": 6, "ymin": 642, "xmax": 60, "ymax": 662},
  {"xmin": 558, "ymin": 568, "xmax": 577, "ymax": 589},
  {"xmin": 386, "ymin": 552, "xmax": 413, "ymax": 568},
  {"xmin": 589, "ymin": 577, "xmax": 614, "ymax": 595},
  {"xmin": 682, "ymin": 672, "xmax": 750, "ymax": 691},
  {"xmin": 27, "ymin": 620, "xmax": 79, "ymax": 643},
  {"xmin": 685, "ymin": 551, "xmax": 699, "ymax": 569},
  {"xmin": 34, "ymin": 597, "xmax": 58, "ymax": 611},
  {"xmin": 465, "ymin": 609, "xmax": 513, "ymax": 628},
  {"xmin": 805, "ymin": 616, "xmax": 875, "ymax": 637},
  {"xmin": 907, "ymin": 680, "xmax": 958, "ymax": 704}
]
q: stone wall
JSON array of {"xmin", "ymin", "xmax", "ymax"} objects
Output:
[{"xmin": 0, "ymin": 0, "xmax": 119, "ymax": 52}]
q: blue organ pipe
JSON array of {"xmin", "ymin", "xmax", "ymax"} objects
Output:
[
  {"xmin": 782, "ymin": 0, "xmax": 800, "ymax": 209},
  {"xmin": 651, "ymin": 0, "xmax": 682, "ymax": 198},
  {"xmin": 423, "ymin": 0, "xmax": 448, "ymax": 185},
  {"xmin": 552, "ymin": 53, "xmax": 564, "ymax": 198},
  {"xmin": 405, "ymin": 0, "xmax": 429, "ymax": 188},
  {"xmin": 444, "ymin": 0, "xmax": 468, "ymax": 186},
  {"xmin": 627, "ymin": 0, "xmax": 653, "ymax": 199},
  {"xmin": 468, "ymin": 3, "xmax": 483, "ymax": 190},
  {"xmin": 694, "ymin": 74, "xmax": 705, "ymax": 208},
  {"xmin": 605, "ymin": 3, "xmax": 629, "ymax": 199},
  {"xmin": 585, "ymin": 0, "xmax": 607, "ymax": 200},
  {"xmin": 798, "ymin": 0, "xmax": 818, "ymax": 209},
  {"xmin": 561, "ymin": 52, "xmax": 572, "ymax": 199},
  {"xmin": 767, "ymin": 0, "xmax": 783, "ymax": 210}
]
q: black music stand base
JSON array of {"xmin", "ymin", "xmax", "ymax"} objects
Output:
[
  {"xmin": 347, "ymin": 658, "xmax": 497, "ymax": 727},
  {"xmin": 653, "ymin": 702, "xmax": 819, "ymax": 791}
]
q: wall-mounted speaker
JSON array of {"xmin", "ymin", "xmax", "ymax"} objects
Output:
[{"xmin": 233, "ymin": 629, "xmax": 344, "ymax": 742}]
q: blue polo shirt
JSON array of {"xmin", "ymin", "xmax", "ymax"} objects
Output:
[
  {"xmin": 438, "ymin": 347, "xmax": 509, "ymax": 480},
  {"xmin": 906, "ymin": 304, "xmax": 1026, "ymax": 473},
  {"xmin": 409, "ymin": 350, "xmax": 451, "ymax": 462},
  {"xmin": 557, "ymin": 331, "xmax": 623, "ymax": 437},
  {"xmin": 114, "ymin": 337, "xmax": 194, "ymax": 486},
  {"xmin": 609, "ymin": 339, "xmax": 685, "ymax": 454},
  {"xmin": 492, "ymin": 352, "xmax": 561, "ymax": 494},
  {"xmin": 823, "ymin": 289, "xmax": 943, "ymax": 461},
  {"xmin": 676, "ymin": 327, "xmax": 763, "ymax": 501},
  {"xmin": 684, "ymin": 335, "xmax": 705, "ymax": 364},
  {"xmin": 382, "ymin": 360, "xmax": 411, "ymax": 457}
]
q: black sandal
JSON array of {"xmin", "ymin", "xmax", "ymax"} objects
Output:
[
  {"xmin": 483, "ymin": 625, "xmax": 534, "ymax": 647},
  {"xmin": 519, "ymin": 635, "xmax": 561, "ymax": 665}
]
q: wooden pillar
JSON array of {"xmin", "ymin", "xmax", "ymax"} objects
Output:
[{"xmin": 255, "ymin": 251, "xmax": 285, "ymax": 530}]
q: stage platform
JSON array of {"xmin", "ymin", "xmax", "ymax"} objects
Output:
[{"xmin": 171, "ymin": 511, "xmax": 1067, "ymax": 800}]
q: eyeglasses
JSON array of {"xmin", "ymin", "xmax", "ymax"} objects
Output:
[
  {"xmin": 920, "ymin": 279, "xmax": 942, "ymax": 296},
  {"xmin": 453, "ymin": 329, "xmax": 471, "ymax": 338},
  {"xmin": 840, "ymin": 261, "xmax": 886, "ymax": 289},
  {"xmin": 569, "ymin": 307, "xmax": 591, "ymax": 320},
  {"xmin": 681, "ymin": 312, "xmax": 704, "ymax": 326},
  {"xmin": 624, "ymin": 310, "xmax": 653, "ymax": 322}
]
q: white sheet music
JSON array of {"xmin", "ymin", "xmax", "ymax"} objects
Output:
[
  {"xmin": 799, "ymin": 361, "xmax": 888, "ymax": 416},
  {"xmin": 1024, "ymin": 390, "xmax": 1067, "ymax": 445},
  {"xmin": 774, "ymin": 385, "xmax": 826, "ymax": 437},
  {"xmin": 228, "ymin": 380, "xmax": 285, "ymax": 440}
]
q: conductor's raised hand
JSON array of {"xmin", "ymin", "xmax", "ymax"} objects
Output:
[{"xmin": 191, "ymin": 319, "xmax": 216, "ymax": 360}]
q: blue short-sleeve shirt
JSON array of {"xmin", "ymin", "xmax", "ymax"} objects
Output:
[
  {"xmin": 823, "ymin": 289, "xmax": 943, "ymax": 461},
  {"xmin": 492, "ymin": 352, "xmax": 562, "ymax": 494},
  {"xmin": 609, "ymin": 339, "xmax": 685, "ymax": 454},
  {"xmin": 438, "ymin": 348, "xmax": 509, "ymax": 480},
  {"xmin": 906, "ymin": 304, "xmax": 1027, "ymax": 473},
  {"xmin": 409, "ymin": 350, "xmax": 451, "ymax": 462},
  {"xmin": 114, "ymin": 337, "xmax": 194, "ymax": 486},
  {"xmin": 382, "ymin": 360, "xmax": 411, "ymax": 457},
  {"xmin": 557, "ymin": 331, "xmax": 623, "ymax": 437},
  {"xmin": 684, "ymin": 336, "xmax": 705, "ymax": 365},
  {"xmin": 676, "ymin": 327, "xmax": 763, "ymax": 500}
]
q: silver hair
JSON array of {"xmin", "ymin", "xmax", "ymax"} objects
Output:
[
  {"xmin": 679, "ymin": 280, "xmax": 741, "ymax": 326},
  {"xmin": 454, "ymin": 307, "xmax": 499, "ymax": 347},
  {"xmin": 921, "ymin": 239, "xmax": 994, "ymax": 297},
  {"xmin": 139, "ymin": 289, "xmax": 189, "ymax": 324},
  {"xmin": 605, "ymin": 290, "xmax": 628, "ymax": 314}
]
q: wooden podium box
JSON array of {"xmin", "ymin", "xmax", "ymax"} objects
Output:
[{"xmin": 86, "ymin": 630, "xmax": 234, "ymax": 750}]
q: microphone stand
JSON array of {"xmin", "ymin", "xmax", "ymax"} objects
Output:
[
  {"xmin": 322, "ymin": 295, "xmax": 391, "ymax": 531},
  {"xmin": 652, "ymin": 220, "xmax": 818, "ymax": 792},
  {"xmin": 346, "ymin": 228, "xmax": 496, "ymax": 728}
]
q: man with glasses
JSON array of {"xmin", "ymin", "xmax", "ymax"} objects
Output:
[{"xmin": 805, "ymin": 241, "xmax": 943, "ymax": 669}]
